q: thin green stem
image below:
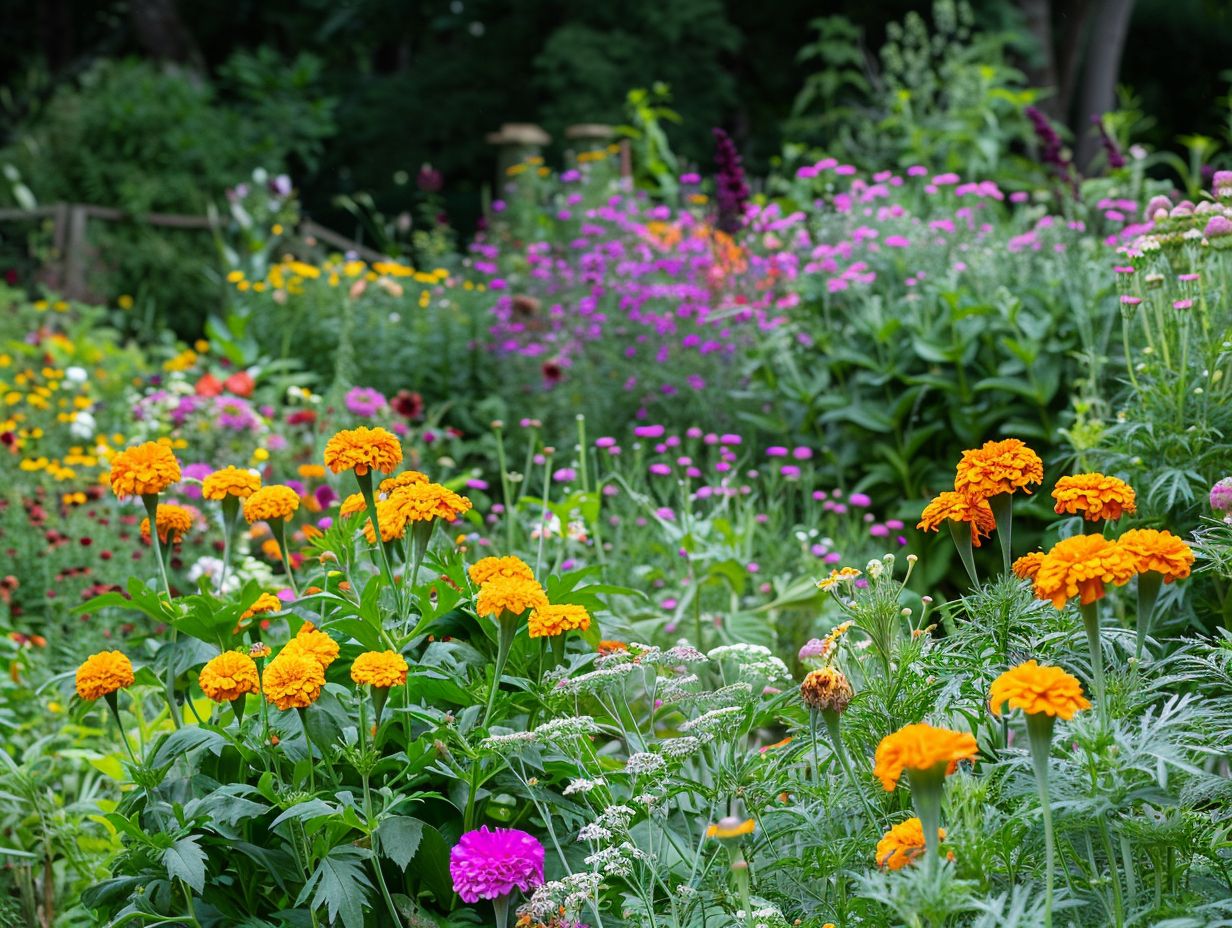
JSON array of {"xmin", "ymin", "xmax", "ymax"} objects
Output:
[
  {"xmin": 1080, "ymin": 601, "xmax": 1107, "ymax": 721},
  {"xmin": 988, "ymin": 493, "xmax": 1014, "ymax": 577},
  {"xmin": 1135, "ymin": 571, "xmax": 1163, "ymax": 662},
  {"xmin": 1026, "ymin": 712, "xmax": 1057, "ymax": 928},
  {"xmin": 271, "ymin": 520, "xmax": 299, "ymax": 600}
]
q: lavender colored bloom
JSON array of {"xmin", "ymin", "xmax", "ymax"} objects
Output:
[
  {"xmin": 798, "ymin": 638, "xmax": 825, "ymax": 660},
  {"xmin": 552, "ymin": 468, "xmax": 576, "ymax": 483},
  {"xmin": 345, "ymin": 386, "xmax": 388, "ymax": 418},
  {"xmin": 449, "ymin": 826, "xmax": 544, "ymax": 903},
  {"xmin": 633, "ymin": 424, "xmax": 665, "ymax": 439},
  {"xmin": 712, "ymin": 128, "xmax": 750, "ymax": 235},
  {"xmin": 848, "ymin": 492, "xmax": 872, "ymax": 507},
  {"xmin": 1204, "ymin": 216, "xmax": 1232, "ymax": 239},
  {"xmin": 217, "ymin": 396, "xmax": 259, "ymax": 430},
  {"xmin": 649, "ymin": 463, "xmax": 672, "ymax": 476},
  {"xmin": 1211, "ymin": 477, "xmax": 1232, "ymax": 512}
]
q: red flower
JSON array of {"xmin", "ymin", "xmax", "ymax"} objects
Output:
[
  {"xmin": 391, "ymin": 390, "xmax": 424, "ymax": 420},
  {"xmin": 195, "ymin": 373, "xmax": 224, "ymax": 397},
  {"xmin": 224, "ymin": 371, "xmax": 255, "ymax": 397},
  {"xmin": 286, "ymin": 409, "xmax": 316, "ymax": 426}
]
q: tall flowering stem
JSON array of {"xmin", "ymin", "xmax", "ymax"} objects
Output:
[
  {"xmin": 1026, "ymin": 711, "xmax": 1059, "ymax": 928},
  {"xmin": 217, "ymin": 496, "xmax": 241, "ymax": 597},
  {"xmin": 946, "ymin": 520, "xmax": 980, "ymax": 588},
  {"xmin": 355, "ymin": 471, "xmax": 402, "ymax": 619},
  {"xmin": 141, "ymin": 493, "xmax": 182, "ymax": 730},
  {"xmin": 1080, "ymin": 601, "xmax": 1107, "ymax": 719},
  {"xmin": 270, "ymin": 519, "xmax": 299, "ymax": 601},
  {"xmin": 483, "ymin": 611, "xmax": 520, "ymax": 728},
  {"xmin": 1135, "ymin": 571, "xmax": 1163, "ymax": 661},
  {"xmin": 988, "ymin": 493, "xmax": 1014, "ymax": 576},
  {"xmin": 905, "ymin": 765, "xmax": 946, "ymax": 877}
]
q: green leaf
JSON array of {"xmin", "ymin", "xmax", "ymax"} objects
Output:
[
  {"xmin": 164, "ymin": 835, "xmax": 207, "ymax": 893},
  {"xmin": 297, "ymin": 846, "xmax": 373, "ymax": 928},
  {"xmin": 151, "ymin": 726, "xmax": 227, "ymax": 768},
  {"xmin": 376, "ymin": 816, "xmax": 424, "ymax": 871},
  {"xmin": 271, "ymin": 798, "xmax": 338, "ymax": 830}
]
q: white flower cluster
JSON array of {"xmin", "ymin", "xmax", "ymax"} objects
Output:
[
  {"xmin": 624, "ymin": 751, "xmax": 666, "ymax": 776},
  {"xmin": 480, "ymin": 730, "xmax": 537, "ymax": 754},
  {"xmin": 676, "ymin": 681, "xmax": 753, "ymax": 710},
  {"xmin": 678, "ymin": 706, "xmax": 744, "ymax": 737},
  {"xmin": 663, "ymin": 643, "xmax": 708, "ymax": 664},
  {"xmin": 533, "ymin": 715, "xmax": 600, "ymax": 745},
  {"xmin": 707, "ymin": 643, "xmax": 792, "ymax": 684},
  {"xmin": 657, "ymin": 735, "xmax": 705, "ymax": 759},
  {"xmin": 521, "ymin": 872, "xmax": 601, "ymax": 920},
  {"xmin": 553, "ymin": 661, "xmax": 639, "ymax": 695},
  {"xmin": 656, "ymin": 673, "xmax": 701, "ymax": 704},
  {"xmin": 563, "ymin": 776, "xmax": 606, "ymax": 796},
  {"xmin": 584, "ymin": 842, "xmax": 652, "ymax": 877}
]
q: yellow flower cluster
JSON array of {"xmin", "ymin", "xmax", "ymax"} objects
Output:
[
  {"xmin": 1052, "ymin": 473, "xmax": 1137, "ymax": 522},
  {"xmin": 919, "ymin": 438, "xmax": 1042, "ymax": 545},
  {"xmin": 140, "ymin": 504, "xmax": 195, "ymax": 544},
  {"xmin": 351, "ymin": 650, "xmax": 409, "ymax": 688},
  {"xmin": 361, "ymin": 482, "xmax": 472, "ymax": 543},
  {"xmin": 876, "ymin": 817, "xmax": 946, "ymax": 871},
  {"xmin": 476, "ymin": 575, "xmax": 549, "ymax": 619},
  {"xmin": 75, "ymin": 651, "xmax": 135, "ymax": 701},
  {"xmin": 244, "ymin": 485, "xmax": 300, "ymax": 523},
  {"xmin": 468, "ymin": 556, "xmax": 535, "ymax": 585},
  {"xmin": 199, "ymin": 651, "xmax": 260, "ymax": 703},
  {"xmin": 109, "ymin": 441, "xmax": 181, "ymax": 499}
]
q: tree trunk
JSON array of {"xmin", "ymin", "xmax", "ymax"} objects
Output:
[
  {"xmin": 1074, "ymin": 0, "xmax": 1136, "ymax": 169},
  {"xmin": 1019, "ymin": 0, "xmax": 1060, "ymax": 116},
  {"xmin": 1054, "ymin": 0, "xmax": 1095, "ymax": 123}
]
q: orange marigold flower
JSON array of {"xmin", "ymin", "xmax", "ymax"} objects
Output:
[
  {"xmin": 1032, "ymin": 534, "xmax": 1136, "ymax": 609},
  {"xmin": 241, "ymin": 592, "xmax": 283, "ymax": 621},
  {"xmin": 350, "ymin": 650, "xmax": 409, "ymax": 687},
  {"xmin": 800, "ymin": 667, "xmax": 854, "ymax": 713},
  {"xmin": 528, "ymin": 603, "xmax": 591, "ymax": 638},
  {"xmin": 202, "ymin": 466, "xmax": 261, "ymax": 501},
  {"xmin": 597, "ymin": 640, "xmax": 627, "ymax": 654},
  {"xmin": 1051, "ymin": 473, "xmax": 1137, "ymax": 522},
  {"xmin": 917, "ymin": 491, "xmax": 996, "ymax": 546},
  {"xmin": 989, "ymin": 660, "xmax": 1090, "ymax": 720},
  {"xmin": 263, "ymin": 651, "xmax": 325, "ymax": 710},
  {"xmin": 362, "ymin": 483, "xmax": 473, "ymax": 543},
  {"xmin": 243, "ymin": 485, "xmax": 300, "ymax": 523},
  {"xmin": 324, "ymin": 426, "xmax": 403, "ymax": 477},
  {"xmin": 75, "ymin": 650, "xmax": 135, "ymax": 701},
  {"xmin": 468, "ymin": 555, "xmax": 535, "ymax": 585},
  {"xmin": 1117, "ymin": 528, "xmax": 1195, "ymax": 583},
  {"xmin": 476, "ymin": 576, "xmax": 548, "ymax": 619},
  {"xmin": 283, "ymin": 625, "xmax": 340, "ymax": 669},
  {"xmin": 339, "ymin": 493, "xmax": 367, "ymax": 518},
  {"xmin": 108, "ymin": 441, "xmax": 181, "ymax": 499},
  {"xmin": 199, "ymin": 651, "xmax": 260, "ymax": 703},
  {"xmin": 952, "ymin": 438, "xmax": 1043, "ymax": 500},
  {"xmin": 1012, "ymin": 551, "xmax": 1045, "ymax": 580},
  {"xmin": 261, "ymin": 539, "xmax": 283, "ymax": 561},
  {"xmin": 297, "ymin": 464, "xmax": 327, "ymax": 479},
  {"xmin": 378, "ymin": 470, "xmax": 429, "ymax": 494},
  {"xmin": 876, "ymin": 817, "xmax": 946, "ymax": 870},
  {"xmin": 873, "ymin": 722, "xmax": 978, "ymax": 791},
  {"xmin": 139, "ymin": 503, "xmax": 195, "ymax": 544}
]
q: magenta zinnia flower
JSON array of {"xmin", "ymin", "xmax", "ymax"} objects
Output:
[{"xmin": 449, "ymin": 826, "xmax": 544, "ymax": 903}]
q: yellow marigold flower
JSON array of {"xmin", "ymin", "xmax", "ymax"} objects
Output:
[
  {"xmin": 350, "ymin": 650, "xmax": 409, "ymax": 687},
  {"xmin": 297, "ymin": 464, "xmax": 327, "ymax": 479},
  {"xmin": 952, "ymin": 438, "xmax": 1043, "ymax": 499},
  {"xmin": 989, "ymin": 660, "xmax": 1091, "ymax": 720},
  {"xmin": 800, "ymin": 667, "xmax": 854, "ymax": 713},
  {"xmin": 243, "ymin": 485, "xmax": 300, "ymax": 523},
  {"xmin": 199, "ymin": 651, "xmax": 260, "ymax": 703},
  {"xmin": 324, "ymin": 426, "xmax": 403, "ymax": 477},
  {"xmin": 1117, "ymin": 528, "xmax": 1194, "ymax": 583},
  {"xmin": 528, "ymin": 603, "xmax": 591, "ymax": 638},
  {"xmin": 339, "ymin": 493, "xmax": 367, "ymax": 517},
  {"xmin": 468, "ymin": 555, "xmax": 535, "ymax": 585},
  {"xmin": 1032, "ymin": 534, "xmax": 1136, "ymax": 609},
  {"xmin": 706, "ymin": 817, "xmax": 755, "ymax": 840},
  {"xmin": 75, "ymin": 651, "xmax": 135, "ymax": 701},
  {"xmin": 241, "ymin": 592, "xmax": 283, "ymax": 621},
  {"xmin": 917, "ymin": 491, "xmax": 996, "ymax": 546},
  {"xmin": 476, "ymin": 576, "xmax": 548, "ymax": 619},
  {"xmin": 108, "ymin": 441, "xmax": 181, "ymax": 499},
  {"xmin": 139, "ymin": 503, "xmax": 195, "ymax": 544},
  {"xmin": 817, "ymin": 566, "xmax": 861, "ymax": 592},
  {"xmin": 873, "ymin": 723, "xmax": 978, "ymax": 792},
  {"xmin": 282, "ymin": 625, "xmax": 340, "ymax": 669},
  {"xmin": 876, "ymin": 817, "xmax": 946, "ymax": 870},
  {"xmin": 262, "ymin": 651, "xmax": 325, "ymax": 710},
  {"xmin": 378, "ymin": 470, "xmax": 429, "ymax": 494},
  {"xmin": 1012, "ymin": 551, "xmax": 1045, "ymax": 580},
  {"xmin": 202, "ymin": 466, "xmax": 261, "ymax": 501},
  {"xmin": 1051, "ymin": 473, "xmax": 1137, "ymax": 522}
]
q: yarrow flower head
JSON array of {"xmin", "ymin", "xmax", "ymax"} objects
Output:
[
  {"xmin": 202, "ymin": 466, "xmax": 261, "ymax": 501},
  {"xmin": 476, "ymin": 576, "xmax": 548, "ymax": 619},
  {"xmin": 952, "ymin": 439, "xmax": 1043, "ymax": 500},
  {"xmin": 449, "ymin": 826, "xmax": 545, "ymax": 903},
  {"xmin": 350, "ymin": 650, "xmax": 409, "ymax": 687},
  {"xmin": 1116, "ymin": 528, "xmax": 1194, "ymax": 583},
  {"xmin": 140, "ymin": 504, "xmax": 195, "ymax": 544},
  {"xmin": 324, "ymin": 426, "xmax": 403, "ymax": 477},
  {"xmin": 876, "ymin": 817, "xmax": 946, "ymax": 870},
  {"xmin": 799, "ymin": 667, "xmax": 854, "ymax": 714},
  {"xmin": 199, "ymin": 651, "xmax": 260, "ymax": 703},
  {"xmin": 262, "ymin": 650, "xmax": 325, "ymax": 710},
  {"xmin": 469, "ymin": 555, "xmax": 535, "ymax": 585},
  {"xmin": 917, "ymin": 491, "xmax": 996, "ymax": 546},
  {"xmin": 1032, "ymin": 534, "xmax": 1136, "ymax": 609},
  {"xmin": 989, "ymin": 660, "xmax": 1091, "ymax": 720},
  {"xmin": 528, "ymin": 603, "xmax": 591, "ymax": 638},
  {"xmin": 1051, "ymin": 473, "xmax": 1136, "ymax": 522},
  {"xmin": 109, "ymin": 441, "xmax": 181, "ymax": 499},
  {"xmin": 243, "ymin": 485, "xmax": 300, "ymax": 524},
  {"xmin": 873, "ymin": 722, "xmax": 978, "ymax": 791},
  {"xmin": 75, "ymin": 651, "xmax": 135, "ymax": 701}
]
